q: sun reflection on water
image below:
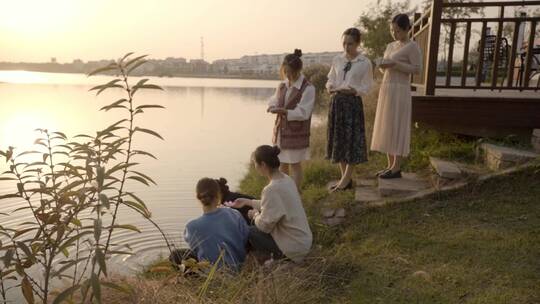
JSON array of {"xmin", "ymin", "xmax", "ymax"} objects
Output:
[
  {"xmin": 0, "ymin": 70, "xmax": 48, "ymax": 84},
  {"xmin": 0, "ymin": 112, "xmax": 58, "ymax": 152}
]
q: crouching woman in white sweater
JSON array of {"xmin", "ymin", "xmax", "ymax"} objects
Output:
[{"xmin": 230, "ymin": 145, "xmax": 312, "ymax": 263}]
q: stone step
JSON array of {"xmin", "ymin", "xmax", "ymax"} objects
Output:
[
  {"xmin": 321, "ymin": 208, "xmax": 335, "ymax": 218},
  {"xmin": 323, "ymin": 217, "xmax": 345, "ymax": 227},
  {"xmin": 429, "ymin": 157, "xmax": 462, "ymax": 179},
  {"xmin": 355, "ymin": 179, "xmax": 378, "ymax": 187},
  {"xmin": 481, "ymin": 143, "xmax": 539, "ymax": 170},
  {"xmin": 378, "ymin": 173, "xmax": 431, "ymax": 197},
  {"xmin": 355, "ymin": 186, "xmax": 383, "ymax": 203},
  {"xmin": 334, "ymin": 208, "xmax": 346, "ymax": 218},
  {"xmin": 532, "ymin": 129, "xmax": 540, "ymax": 153}
]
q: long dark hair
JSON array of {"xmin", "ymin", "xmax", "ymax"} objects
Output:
[
  {"xmin": 392, "ymin": 14, "xmax": 411, "ymax": 31},
  {"xmin": 253, "ymin": 145, "xmax": 280, "ymax": 169},
  {"xmin": 215, "ymin": 177, "xmax": 230, "ymax": 200}
]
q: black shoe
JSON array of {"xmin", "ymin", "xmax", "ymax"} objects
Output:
[
  {"xmin": 375, "ymin": 168, "xmax": 390, "ymax": 177},
  {"xmin": 379, "ymin": 170, "xmax": 402, "ymax": 179}
]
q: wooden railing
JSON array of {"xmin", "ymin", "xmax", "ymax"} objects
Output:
[{"xmin": 411, "ymin": 0, "xmax": 540, "ymax": 95}]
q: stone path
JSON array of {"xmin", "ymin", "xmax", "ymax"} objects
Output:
[{"xmin": 320, "ymin": 142, "xmax": 540, "ymax": 227}]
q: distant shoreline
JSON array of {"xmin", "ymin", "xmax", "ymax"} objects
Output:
[{"xmin": 0, "ymin": 68, "xmax": 280, "ymax": 81}]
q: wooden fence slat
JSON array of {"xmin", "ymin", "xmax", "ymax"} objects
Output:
[
  {"xmin": 462, "ymin": 22, "xmax": 472, "ymax": 87},
  {"xmin": 446, "ymin": 22, "xmax": 457, "ymax": 87},
  {"xmin": 475, "ymin": 22, "xmax": 488, "ymax": 88},
  {"xmin": 491, "ymin": 8, "xmax": 505, "ymax": 89},
  {"xmin": 507, "ymin": 21, "xmax": 520, "ymax": 88},
  {"xmin": 523, "ymin": 21, "xmax": 537, "ymax": 89}
]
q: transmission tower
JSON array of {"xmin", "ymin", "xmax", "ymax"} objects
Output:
[{"xmin": 200, "ymin": 36, "xmax": 205, "ymax": 61}]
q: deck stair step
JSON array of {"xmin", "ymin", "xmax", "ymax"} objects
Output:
[
  {"xmin": 481, "ymin": 143, "xmax": 539, "ymax": 170},
  {"xmin": 430, "ymin": 157, "xmax": 462, "ymax": 179}
]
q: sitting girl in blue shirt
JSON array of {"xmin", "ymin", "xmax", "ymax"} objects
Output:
[{"xmin": 170, "ymin": 178, "xmax": 249, "ymax": 272}]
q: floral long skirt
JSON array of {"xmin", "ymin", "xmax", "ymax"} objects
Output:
[{"xmin": 326, "ymin": 93, "xmax": 368, "ymax": 164}]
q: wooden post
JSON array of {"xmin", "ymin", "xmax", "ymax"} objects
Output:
[{"xmin": 424, "ymin": 0, "xmax": 443, "ymax": 95}]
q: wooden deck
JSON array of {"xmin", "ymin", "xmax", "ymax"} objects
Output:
[
  {"xmin": 410, "ymin": 1, "xmax": 540, "ymax": 138},
  {"xmin": 414, "ymin": 88, "xmax": 539, "ymax": 98},
  {"xmin": 412, "ymin": 92, "xmax": 540, "ymax": 138}
]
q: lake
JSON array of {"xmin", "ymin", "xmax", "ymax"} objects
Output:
[{"xmin": 0, "ymin": 71, "xmax": 280, "ymax": 279}]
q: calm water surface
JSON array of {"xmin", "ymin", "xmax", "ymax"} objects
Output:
[{"xmin": 0, "ymin": 71, "xmax": 280, "ymax": 282}]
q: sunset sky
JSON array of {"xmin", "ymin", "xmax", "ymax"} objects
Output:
[{"xmin": 0, "ymin": 0, "xmax": 424, "ymax": 63}]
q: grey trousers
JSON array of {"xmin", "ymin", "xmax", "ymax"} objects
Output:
[{"xmin": 248, "ymin": 226, "xmax": 286, "ymax": 261}]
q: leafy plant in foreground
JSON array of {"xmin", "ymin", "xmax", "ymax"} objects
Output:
[{"xmin": 0, "ymin": 53, "xmax": 170, "ymax": 304}]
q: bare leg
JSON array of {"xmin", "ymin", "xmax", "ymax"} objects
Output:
[
  {"xmin": 334, "ymin": 163, "xmax": 355, "ymax": 189},
  {"xmin": 330, "ymin": 162, "xmax": 347, "ymax": 189},
  {"xmin": 339, "ymin": 162, "xmax": 346, "ymax": 176},
  {"xmin": 390, "ymin": 155, "xmax": 402, "ymax": 173},
  {"xmin": 386, "ymin": 154, "xmax": 392, "ymax": 169},
  {"xmin": 290, "ymin": 162, "xmax": 303, "ymax": 189},
  {"xmin": 280, "ymin": 163, "xmax": 290, "ymax": 176}
]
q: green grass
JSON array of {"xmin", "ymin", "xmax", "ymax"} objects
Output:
[
  {"xmin": 341, "ymin": 166, "xmax": 540, "ymax": 303},
  {"xmin": 123, "ymin": 161, "xmax": 540, "ymax": 304}
]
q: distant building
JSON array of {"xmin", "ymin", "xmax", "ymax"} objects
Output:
[
  {"xmin": 211, "ymin": 51, "xmax": 340, "ymax": 75},
  {"xmin": 164, "ymin": 57, "xmax": 187, "ymax": 65},
  {"xmin": 189, "ymin": 59, "xmax": 210, "ymax": 73},
  {"xmin": 51, "ymin": 57, "xmax": 57, "ymax": 64},
  {"xmin": 72, "ymin": 59, "xmax": 85, "ymax": 71}
]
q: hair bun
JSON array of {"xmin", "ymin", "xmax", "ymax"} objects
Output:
[
  {"xmin": 272, "ymin": 146, "xmax": 281, "ymax": 156},
  {"xmin": 218, "ymin": 177, "xmax": 227, "ymax": 185},
  {"xmin": 293, "ymin": 49, "xmax": 302, "ymax": 58}
]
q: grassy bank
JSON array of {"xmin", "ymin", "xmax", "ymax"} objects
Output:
[
  {"xmin": 100, "ymin": 81, "xmax": 540, "ymax": 303},
  {"xmin": 102, "ymin": 164, "xmax": 540, "ymax": 304}
]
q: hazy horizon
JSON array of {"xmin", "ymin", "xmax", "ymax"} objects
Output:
[{"xmin": 0, "ymin": 0, "xmax": 424, "ymax": 63}]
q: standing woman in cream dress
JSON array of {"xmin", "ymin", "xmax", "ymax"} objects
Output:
[{"xmin": 371, "ymin": 14, "xmax": 422, "ymax": 179}]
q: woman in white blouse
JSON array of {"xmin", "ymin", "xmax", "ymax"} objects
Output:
[
  {"xmin": 326, "ymin": 28, "xmax": 374, "ymax": 192},
  {"xmin": 371, "ymin": 14, "xmax": 422, "ymax": 179},
  {"xmin": 230, "ymin": 145, "xmax": 312, "ymax": 263},
  {"xmin": 268, "ymin": 49, "xmax": 316, "ymax": 188}
]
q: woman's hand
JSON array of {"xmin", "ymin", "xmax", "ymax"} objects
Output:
[
  {"xmin": 379, "ymin": 59, "xmax": 396, "ymax": 69},
  {"xmin": 229, "ymin": 198, "xmax": 251, "ymax": 209},
  {"xmin": 338, "ymin": 86, "xmax": 357, "ymax": 95},
  {"xmin": 247, "ymin": 209, "xmax": 259, "ymax": 220},
  {"xmin": 327, "ymin": 85, "xmax": 337, "ymax": 94},
  {"xmin": 269, "ymin": 107, "xmax": 287, "ymax": 115},
  {"xmin": 267, "ymin": 106, "xmax": 276, "ymax": 113}
]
